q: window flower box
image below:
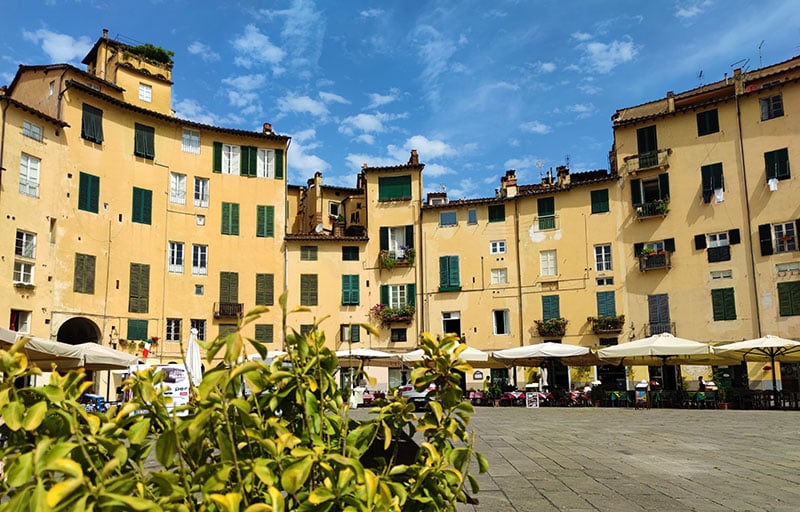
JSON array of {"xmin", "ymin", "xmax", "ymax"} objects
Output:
[
  {"xmin": 535, "ymin": 317, "xmax": 568, "ymax": 337},
  {"xmin": 589, "ymin": 315, "xmax": 625, "ymax": 334},
  {"xmin": 370, "ymin": 303, "xmax": 415, "ymax": 327}
]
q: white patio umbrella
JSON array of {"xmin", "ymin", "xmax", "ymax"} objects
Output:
[
  {"xmin": 401, "ymin": 344, "xmax": 490, "ymax": 363},
  {"xmin": 714, "ymin": 335, "xmax": 800, "ymax": 394},
  {"xmin": 597, "ymin": 332, "xmax": 717, "ymax": 365},
  {"xmin": 74, "ymin": 342, "xmax": 139, "ymax": 370},
  {"xmin": 492, "ymin": 342, "xmax": 591, "ymax": 365},
  {"xmin": 184, "ymin": 328, "xmax": 203, "ymax": 386}
]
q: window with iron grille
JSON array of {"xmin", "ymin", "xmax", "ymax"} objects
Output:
[
  {"xmin": 760, "ymin": 94, "xmax": 784, "ymax": 121},
  {"xmin": 166, "ymin": 318, "xmax": 181, "ymax": 342}
]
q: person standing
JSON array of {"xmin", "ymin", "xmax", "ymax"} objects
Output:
[{"xmin": 697, "ymin": 376, "xmax": 706, "ymax": 392}]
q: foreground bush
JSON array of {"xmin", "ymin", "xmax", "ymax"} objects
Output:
[{"xmin": 0, "ymin": 296, "xmax": 486, "ymax": 511}]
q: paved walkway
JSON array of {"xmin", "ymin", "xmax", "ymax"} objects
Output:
[{"xmin": 455, "ymin": 407, "xmax": 800, "ymax": 511}]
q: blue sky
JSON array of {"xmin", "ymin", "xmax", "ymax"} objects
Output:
[{"xmin": 2, "ymin": 1, "xmax": 799, "ymax": 198}]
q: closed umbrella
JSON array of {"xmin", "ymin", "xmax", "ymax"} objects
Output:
[
  {"xmin": 714, "ymin": 335, "xmax": 800, "ymax": 396},
  {"xmin": 184, "ymin": 328, "xmax": 203, "ymax": 386}
]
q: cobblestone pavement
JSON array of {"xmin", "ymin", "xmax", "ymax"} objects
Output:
[{"xmin": 453, "ymin": 407, "xmax": 800, "ymax": 511}]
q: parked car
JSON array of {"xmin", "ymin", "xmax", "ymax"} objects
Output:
[{"xmin": 402, "ymin": 383, "xmax": 436, "ymax": 411}]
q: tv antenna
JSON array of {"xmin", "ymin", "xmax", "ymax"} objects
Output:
[
  {"xmin": 536, "ymin": 160, "xmax": 544, "ymax": 179},
  {"xmin": 731, "ymin": 58, "xmax": 750, "ymax": 74},
  {"xmin": 758, "ymin": 40, "xmax": 765, "ymax": 67},
  {"xmin": 564, "ymin": 154, "xmax": 570, "ymax": 170},
  {"xmin": 697, "ymin": 69, "xmax": 704, "ymax": 85}
]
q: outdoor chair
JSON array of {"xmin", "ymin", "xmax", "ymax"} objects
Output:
[{"xmin": 703, "ymin": 390, "xmax": 717, "ymax": 409}]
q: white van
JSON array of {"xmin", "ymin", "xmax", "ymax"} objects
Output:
[{"xmin": 125, "ymin": 363, "xmax": 191, "ymax": 415}]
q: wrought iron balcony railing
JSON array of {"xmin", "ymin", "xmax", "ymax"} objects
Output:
[
  {"xmin": 625, "ymin": 148, "xmax": 671, "ymax": 174},
  {"xmin": 214, "ymin": 302, "xmax": 243, "ymax": 318}
]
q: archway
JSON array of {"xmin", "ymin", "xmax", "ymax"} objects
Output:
[{"xmin": 56, "ymin": 317, "xmax": 101, "ymax": 345}]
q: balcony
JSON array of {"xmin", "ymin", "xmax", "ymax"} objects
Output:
[
  {"xmin": 625, "ymin": 149, "xmax": 671, "ymax": 174},
  {"xmin": 638, "ymin": 251, "xmax": 672, "ymax": 272},
  {"xmin": 535, "ymin": 317, "xmax": 568, "ymax": 337},
  {"xmin": 370, "ymin": 303, "xmax": 415, "ymax": 327},
  {"xmin": 635, "ymin": 199, "xmax": 669, "ymax": 220},
  {"xmin": 214, "ymin": 302, "xmax": 243, "ymax": 318},
  {"xmin": 379, "ymin": 249, "xmax": 415, "ymax": 269},
  {"xmin": 589, "ymin": 315, "xmax": 626, "ymax": 334},
  {"xmin": 645, "ymin": 322, "xmax": 675, "ymax": 336}
]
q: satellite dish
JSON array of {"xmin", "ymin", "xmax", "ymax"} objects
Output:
[{"xmin": 314, "ymin": 223, "xmax": 324, "ymax": 233}]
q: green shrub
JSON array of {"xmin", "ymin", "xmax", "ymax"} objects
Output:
[{"xmin": 0, "ymin": 293, "xmax": 486, "ymax": 511}]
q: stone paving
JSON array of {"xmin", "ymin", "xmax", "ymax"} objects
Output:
[{"xmin": 453, "ymin": 406, "xmax": 800, "ymax": 511}]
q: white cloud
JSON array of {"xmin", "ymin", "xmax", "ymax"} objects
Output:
[
  {"xmin": 221, "ymin": 74, "xmax": 267, "ymax": 91},
  {"xmin": 538, "ymin": 61, "xmax": 557, "ymax": 73},
  {"xmin": 282, "ymin": 128, "xmax": 330, "ymax": 177},
  {"xmin": 339, "ymin": 112, "xmax": 391, "ymax": 136},
  {"xmin": 367, "ymin": 90, "xmax": 400, "ymax": 108},
  {"xmin": 319, "ymin": 91, "xmax": 349, "ymax": 104},
  {"xmin": 22, "ymin": 29, "xmax": 92, "ymax": 62},
  {"xmin": 520, "ymin": 121, "xmax": 551, "ymax": 135},
  {"xmin": 356, "ymin": 134, "xmax": 375, "ymax": 144},
  {"xmin": 232, "ymin": 24, "xmax": 285, "ymax": 69},
  {"xmin": 581, "ymin": 38, "xmax": 639, "ymax": 73},
  {"xmin": 566, "ymin": 103, "xmax": 596, "ymax": 118},
  {"xmin": 344, "ymin": 152, "xmax": 403, "ymax": 170},
  {"xmin": 421, "ymin": 163, "xmax": 456, "ymax": 178},
  {"xmin": 277, "ymin": 94, "xmax": 329, "ymax": 117},
  {"xmin": 504, "ymin": 156, "xmax": 546, "ymax": 172},
  {"xmin": 187, "ymin": 41, "xmax": 220, "ymax": 62},
  {"xmin": 173, "ymin": 98, "xmax": 218, "ymax": 126},
  {"xmin": 395, "ymin": 135, "xmax": 457, "ymax": 160},
  {"xmin": 359, "ymin": 8, "xmax": 384, "ymax": 18},
  {"xmin": 578, "ymin": 83, "xmax": 602, "ymax": 95},
  {"xmin": 227, "ymin": 90, "xmax": 259, "ymax": 110},
  {"xmin": 675, "ymin": 1, "xmax": 714, "ymax": 19},
  {"xmin": 571, "ymin": 31, "xmax": 592, "ymax": 42}
]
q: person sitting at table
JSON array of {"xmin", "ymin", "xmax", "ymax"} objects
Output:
[{"xmin": 697, "ymin": 376, "xmax": 706, "ymax": 392}]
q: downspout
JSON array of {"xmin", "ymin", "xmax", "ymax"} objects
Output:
[
  {"xmin": 0, "ymin": 100, "xmax": 9, "ymax": 193},
  {"xmin": 283, "ymin": 137, "xmax": 291, "ymax": 351},
  {"xmin": 736, "ymin": 85, "xmax": 762, "ymax": 337},
  {"xmin": 514, "ymin": 195, "xmax": 524, "ymax": 347}
]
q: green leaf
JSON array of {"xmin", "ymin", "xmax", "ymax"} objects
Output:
[
  {"xmin": 46, "ymin": 478, "xmax": 83, "ymax": 507},
  {"xmin": 155, "ymin": 429, "xmax": 178, "ymax": 467},
  {"xmin": 210, "ymin": 492, "xmax": 242, "ymax": 512},
  {"xmin": 127, "ymin": 417, "xmax": 151, "ymax": 445},
  {"xmin": 4, "ymin": 401, "xmax": 24, "ymax": 430},
  {"xmin": 281, "ymin": 457, "xmax": 313, "ymax": 494},
  {"xmin": 6, "ymin": 452, "xmax": 34, "ymax": 486},
  {"xmin": 476, "ymin": 451, "xmax": 489, "ymax": 473},
  {"xmin": 99, "ymin": 492, "xmax": 161, "ymax": 511},
  {"xmin": 22, "ymin": 401, "xmax": 48, "ymax": 431},
  {"xmin": 308, "ymin": 486, "xmax": 336, "ymax": 504}
]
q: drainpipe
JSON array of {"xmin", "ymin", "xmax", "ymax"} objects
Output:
[
  {"xmin": 735, "ymin": 80, "xmax": 762, "ymax": 337},
  {"xmin": 282, "ymin": 137, "xmax": 291, "ymax": 351},
  {"xmin": 514, "ymin": 196, "xmax": 524, "ymax": 347},
  {"xmin": 0, "ymin": 100, "xmax": 9, "ymax": 193}
]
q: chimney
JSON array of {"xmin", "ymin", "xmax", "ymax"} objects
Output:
[
  {"xmin": 408, "ymin": 149, "xmax": 419, "ymax": 165},
  {"xmin": 262, "ymin": 122, "xmax": 273, "ymax": 134},
  {"xmin": 556, "ymin": 165, "xmax": 570, "ymax": 186},
  {"xmin": 500, "ymin": 170, "xmax": 518, "ymax": 198},
  {"xmin": 733, "ymin": 67, "xmax": 744, "ymax": 95},
  {"xmin": 666, "ymin": 91, "xmax": 675, "ymax": 113},
  {"xmin": 362, "ymin": 163, "xmax": 368, "ymax": 170},
  {"xmin": 102, "ymin": 28, "xmax": 108, "ymax": 39}
]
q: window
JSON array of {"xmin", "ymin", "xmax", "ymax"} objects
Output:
[
  {"xmin": 711, "ymin": 288, "xmax": 736, "ymax": 321},
  {"xmin": 15, "ymin": 230, "xmax": 36, "ymax": 259},
  {"xmin": 591, "ymin": 189, "xmax": 609, "ymax": 214},
  {"xmin": 168, "ymin": 242, "xmax": 184, "ymax": 273},
  {"xmin": 256, "ymin": 205, "xmax": 275, "ymax": 237},
  {"xmin": 341, "ymin": 324, "xmax": 360, "ymax": 343},
  {"xmin": 765, "ymin": 148, "xmax": 790, "ymax": 181},
  {"xmin": 170, "ymin": 173, "xmax": 186, "ymax": 205},
  {"xmin": 379, "ymin": 226, "xmax": 413, "ymax": 257},
  {"xmin": 778, "ymin": 282, "xmax": 800, "ymax": 316},
  {"xmin": 490, "ymin": 240, "xmax": 506, "ymax": 254},
  {"xmin": 342, "ymin": 246, "xmax": 359, "ymax": 261},
  {"xmin": 219, "ymin": 324, "xmax": 237, "ymax": 338},
  {"xmin": 774, "ymin": 222, "xmax": 797, "ymax": 253},
  {"xmin": 22, "ymin": 120, "xmax": 43, "ymax": 141},
  {"xmin": 255, "ymin": 324, "xmax": 274, "ymax": 343},
  {"xmin": 760, "ymin": 94, "xmax": 784, "ymax": 121},
  {"xmin": 73, "ymin": 253, "xmax": 96, "ymax": 294},
  {"xmin": 132, "ymin": 187, "xmax": 153, "ymax": 225},
  {"xmin": 19, "ymin": 153, "xmax": 40, "ymax": 197},
  {"xmin": 706, "ymin": 231, "xmax": 732, "ymax": 263},
  {"xmin": 341, "ymin": 274, "xmax": 360, "ymax": 305},
  {"xmin": 438, "ymin": 255, "xmax": 461, "ymax": 291},
  {"xmin": 300, "ymin": 274, "xmax": 318, "ymax": 306},
  {"xmin": 697, "ymin": 109, "xmax": 719, "ymax": 136},
  {"xmin": 493, "ymin": 309, "xmax": 510, "ymax": 335},
  {"xmin": 595, "ymin": 244, "xmax": 612, "ymax": 272},
  {"xmin": 776, "ymin": 262, "xmax": 800, "ymax": 273},
  {"xmin": 81, "ymin": 103, "xmax": 103, "ymax": 143},
  {"xmin": 78, "ymin": 172, "xmax": 100, "ymax": 213},
  {"xmin": 257, "ymin": 148, "xmax": 276, "ymax": 178},
  {"xmin": 631, "ymin": 173, "xmax": 669, "ymax": 205},
  {"xmin": 596, "ymin": 291, "xmax": 616, "ymax": 317},
  {"xmin": 378, "ymin": 175, "xmax": 411, "ymax": 201},
  {"xmin": 191, "ymin": 319, "xmax": 206, "ymax": 341},
  {"xmin": 221, "ymin": 202, "xmax": 240, "ymax": 235},
  {"xmin": 636, "ymin": 125, "xmax": 658, "ymax": 166},
  {"xmin": 491, "ymin": 268, "xmax": 508, "ymax": 285},
  {"xmin": 439, "ymin": 211, "xmax": 457, "ymax": 226},
  {"xmin": 194, "ymin": 177, "xmax": 209, "ymax": 207},
  {"xmin": 128, "ymin": 263, "xmax": 150, "ymax": 313},
  {"xmin": 10, "ymin": 310, "xmax": 31, "ymax": 333},
  {"xmin": 710, "ymin": 270, "xmax": 733, "ymax": 280},
  {"xmin": 488, "ymin": 204, "xmax": 505, "ymax": 223},
  {"xmin": 300, "ymin": 245, "xmax": 318, "ymax": 261},
  {"xmin": 329, "ymin": 201, "xmax": 341, "ymax": 218},
  {"xmin": 166, "ymin": 318, "xmax": 181, "ymax": 342},
  {"xmin": 390, "ymin": 328, "xmax": 407, "ymax": 342},
  {"xmin": 195, "ymin": 285, "xmax": 204, "ymax": 295},
  {"xmin": 138, "ymin": 83, "xmax": 152, "ymax": 102},
  {"xmin": 540, "ymin": 250, "xmax": 557, "ymax": 277},
  {"xmin": 542, "ymin": 295, "xmax": 560, "ymax": 321},
  {"xmin": 13, "ymin": 261, "xmax": 34, "ymax": 285},
  {"xmin": 701, "ymin": 163, "xmax": 724, "ymax": 203},
  {"xmin": 213, "ymin": 143, "xmax": 240, "ymax": 174},
  {"xmin": 219, "ymin": 272, "xmax": 239, "ymax": 303},
  {"xmin": 127, "ymin": 319, "xmax": 148, "ymax": 341},
  {"xmin": 134, "ymin": 123, "xmax": 155, "ymax": 159},
  {"xmin": 537, "ymin": 197, "xmax": 555, "ymax": 230},
  {"xmin": 299, "ymin": 325, "xmax": 314, "ymax": 337},
  {"xmin": 708, "ymin": 232, "xmax": 729, "ymax": 248},
  {"xmin": 192, "ymin": 244, "xmax": 208, "ymax": 275},
  {"xmin": 468, "ymin": 209, "xmax": 478, "ymax": 224},
  {"xmin": 381, "ymin": 284, "xmax": 416, "ymax": 309},
  {"xmin": 596, "ymin": 277, "xmax": 614, "ymax": 286},
  {"xmin": 182, "ymin": 129, "xmax": 200, "ymax": 154},
  {"xmin": 256, "ymin": 273, "xmax": 274, "ymax": 306}
]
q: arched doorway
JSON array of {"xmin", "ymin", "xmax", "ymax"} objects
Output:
[{"xmin": 57, "ymin": 317, "xmax": 101, "ymax": 345}]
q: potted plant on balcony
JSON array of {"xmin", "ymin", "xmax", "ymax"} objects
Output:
[
  {"xmin": 370, "ymin": 303, "xmax": 415, "ymax": 327},
  {"xmin": 589, "ymin": 315, "xmax": 626, "ymax": 334},
  {"xmin": 534, "ymin": 317, "xmax": 568, "ymax": 337},
  {"xmin": 379, "ymin": 251, "xmax": 397, "ymax": 269},
  {"xmin": 655, "ymin": 198, "xmax": 670, "ymax": 214}
]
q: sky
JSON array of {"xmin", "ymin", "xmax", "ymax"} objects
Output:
[{"xmin": 2, "ymin": 1, "xmax": 799, "ymax": 199}]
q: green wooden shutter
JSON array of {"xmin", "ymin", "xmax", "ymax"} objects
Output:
[
  {"xmin": 78, "ymin": 173, "xmax": 90, "ymax": 211},
  {"xmin": 351, "ymin": 325, "xmax": 360, "ymax": 343},
  {"xmin": 633, "ymin": 242, "xmax": 644, "ymax": 256},
  {"xmin": 232, "ymin": 203, "xmax": 239, "ymax": 235},
  {"xmin": 664, "ymin": 238, "xmax": 676, "ymax": 253},
  {"xmin": 591, "ymin": 189, "xmax": 609, "ymax": 213},
  {"xmin": 127, "ymin": 319, "xmax": 148, "ymax": 341},
  {"xmin": 213, "ymin": 142, "xmax": 222, "ymax": 173},
  {"xmin": 265, "ymin": 206, "xmax": 274, "ymax": 237},
  {"xmin": 542, "ymin": 295, "xmax": 560, "ymax": 321},
  {"xmin": 694, "ymin": 234, "xmax": 707, "ymax": 250},
  {"xmin": 658, "ymin": 173, "xmax": 670, "ymax": 200},
  {"xmin": 82, "ymin": 104, "xmax": 103, "ymax": 143},
  {"xmin": 631, "ymin": 178, "xmax": 642, "ymax": 205},
  {"xmin": 637, "ymin": 125, "xmax": 657, "ymax": 154},
  {"xmin": 241, "ymin": 146, "xmax": 258, "ymax": 176},
  {"xmin": 256, "ymin": 273, "xmax": 274, "ymax": 305},
  {"xmin": 405, "ymin": 225, "xmax": 414, "ymax": 248},
  {"xmin": 777, "ymin": 282, "xmax": 800, "ymax": 316},
  {"xmin": 729, "ymin": 229, "xmax": 741, "ymax": 245},
  {"xmin": 274, "ymin": 149, "xmax": 284, "ymax": 179},
  {"xmin": 758, "ymin": 224, "xmax": 774, "ymax": 256},
  {"xmin": 597, "ymin": 291, "xmax": 616, "ymax": 317},
  {"xmin": 538, "ymin": 197, "xmax": 555, "ymax": 216},
  {"xmin": 129, "ymin": 263, "xmax": 150, "ymax": 313},
  {"xmin": 220, "ymin": 272, "xmax": 239, "ymax": 303},
  {"xmin": 439, "ymin": 256, "xmax": 449, "ymax": 288},
  {"xmin": 341, "ymin": 275, "xmax": 359, "ymax": 305},
  {"xmin": 256, "ymin": 206, "xmax": 266, "ymax": 237},
  {"xmin": 406, "ymin": 283, "xmax": 416, "ymax": 306},
  {"xmin": 301, "ymin": 274, "xmax": 317, "ymax": 306},
  {"xmin": 701, "ymin": 165, "xmax": 713, "ymax": 192},
  {"xmin": 380, "ymin": 285, "xmax": 389, "ymax": 305},
  {"xmin": 221, "ymin": 203, "xmax": 230, "ymax": 234},
  {"xmin": 379, "ymin": 227, "xmax": 389, "ymax": 251},
  {"xmin": 711, "ymin": 289, "xmax": 725, "ymax": 320},
  {"xmin": 448, "ymin": 256, "xmax": 459, "ymax": 289}
]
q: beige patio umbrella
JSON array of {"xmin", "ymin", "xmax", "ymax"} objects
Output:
[
  {"xmin": 0, "ymin": 327, "xmax": 84, "ymax": 369},
  {"xmin": 73, "ymin": 342, "xmax": 140, "ymax": 370},
  {"xmin": 714, "ymin": 335, "xmax": 800, "ymax": 395},
  {"xmin": 401, "ymin": 344, "xmax": 490, "ymax": 363},
  {"xmin": 491, "ymin": 342, "xmax": 592, "ymax": 366}
]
